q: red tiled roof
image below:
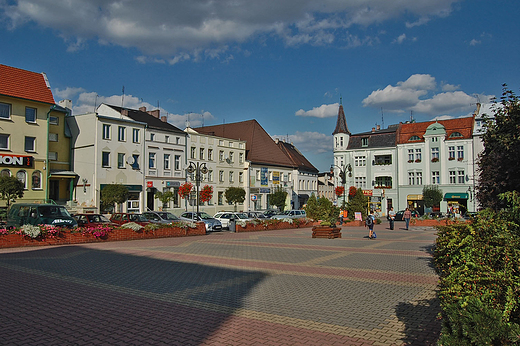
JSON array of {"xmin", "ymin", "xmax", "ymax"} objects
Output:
[
  {"xmin": 397, "ymin": 116, "xmax": 474, "ymax": 144},
  {"xmin": 0, "ymin": 64, "xmax": 55, "ymax": 104},
  {"xmin": 195, "ymin": 120, "xmax": 296, "ymax": 168}
]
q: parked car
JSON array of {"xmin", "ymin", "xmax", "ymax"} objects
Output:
[
  {"xmin": 213, "ymin": 212, "xmax": 251, "ymax": 229},
  {"xmin": 110, "ymin": 213, "xmax": 151, "ymax": 226},
  {"xmin": 74, "ymin": 213, "xmax": 116, "ymax": 227},
  {"xmin": 394, "ymin": 210, "xmax": 420, "ymax": 221},
  {"xmin": 143, "ymin": 211, "xmax": 180, "ymax": 224},
  {"xmin": 262, "ymin": 210, "xmax": 280, "ymax": 218},
  {"xmin": 245, "ymin": 211, "xmax": 267, "ymax": 219},
  {"xmin": 271, "ymin": 210, "xmax": 307, "ymax": 219},
  {"xmin": 179, "ymin": 212, "xmax": 222, "ymax": 232},
  {"xmin": 7, "ymin": 203, "xmax": 77, "ymax": 229}
]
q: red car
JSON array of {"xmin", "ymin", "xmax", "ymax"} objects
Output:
[
  {"xmin": 110, "ymin": 213, "xmax": 151, "ymax": 226},
  {"xmin": 74, "ymin": 213, "xmax": 117, "ymax": 227}
]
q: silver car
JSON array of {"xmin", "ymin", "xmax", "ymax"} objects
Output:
[
  {"xmin": 143, "ymin": 211, "xmax": 180, "ymax": 224},
  {"xmin": 213, "ymin": 212, "xmax": 251, "ymax": 229},
  {"xmin": 270, "ymin": 210, "xmax": 307, "ymax": 219},
  {"xmin": 179, "ymin": 212, "xmax": 223, "ymax": 232}
]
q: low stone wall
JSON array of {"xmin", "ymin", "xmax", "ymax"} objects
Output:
[
  {"xmin": 0, "ymin": 223, "xmax": 206, "ymax": 249},
  {"xmin": 235, "ymin": 220, "xmax": 316, "ymax": 232}
]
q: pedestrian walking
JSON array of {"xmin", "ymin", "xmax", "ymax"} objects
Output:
[
  {"xmin": 365, "ymin": 211, "xmax": 375, "ymax": 239},
  {"xmin": 404, "ymin": 208, "xmax": 412, "ymax": 230},
  {"xmin": 388, "ymin": 207, "xmax": 396, "ymax": 230}
]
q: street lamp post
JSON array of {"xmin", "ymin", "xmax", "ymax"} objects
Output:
[
  {"xmin": 186, "ymin": 161, "xmax": 208, "ymax": 214},
  {"xmin": 330, "ymin": 163, "xmax": 352, "ymax": 209}
]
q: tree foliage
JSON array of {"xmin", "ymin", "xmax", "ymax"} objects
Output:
[
  {"xmin": 155, "ymin": 190, "xmax": 175, "ymax": 208},
  {"xmin": 304, "ymin": 193, "xmax": 318, "ymax": 220},
  {"xmin": 225, "ymin": 187, "xmax": 245, "ymax": 211},
  {"xmin": 0, "ymin": 175, "xmax": 24, "ymax": 208},
  {"xmin": 423, "ymin": 185, "xmax": 443, "ymax": 208},
  {"xmin": 477, "ymin": 85, "xmax": 520, "ymax": 210},
  {"xmin": 304, "ymin": 194, "xmax": 339, "ymax": 224},
  {"xmin": 346, "ymin": 188, "xmax": 368, "ymax": 220},
  {"xmin": 100, "ymin": 184, "xmax": 129, "ymax": 212},
  {"xmin": 268, "ymin": 185, "xmax": 288, "ymax": 211}
]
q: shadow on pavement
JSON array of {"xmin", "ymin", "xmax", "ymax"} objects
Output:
[{"xmin": 0, "ymin": 245, "xmax": 267, "ymax": 345}]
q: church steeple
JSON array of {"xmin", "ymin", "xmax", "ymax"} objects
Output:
[{"xmin": 332, "ymin": 102, "xmax": 350, "ymax": 135}]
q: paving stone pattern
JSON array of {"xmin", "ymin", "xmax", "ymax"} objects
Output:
[{"xmin": 0, "ymin": 223, "xmax": 440, "ymax": 345}]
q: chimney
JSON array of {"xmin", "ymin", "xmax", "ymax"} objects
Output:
[
  {"xmin": 121, "ymin": 109, "xmax": 128, "ymax": 116},
  {"xmin": 58, "ymin": 99, "xmax": 72, "ymax": 110},
  {"xmin": 139, "ymin": 106, "xmax": 147, "ymax": 112},
  {"xmin": 275, "ymin": 138, "xmax": 279, "ymax": 144},
  {"xmin": 148, "ymin": 109, "xmax": 160, "ymax": 118},
  {"xmin": 160, "ymin": 115, "xmax": 167, "ymax": 122},
  {"xmin": 474, "ymin": 103, "xmax": 481, "ymax": 116},
  {"xmin": 372, "ymin": 127, "xmax": 375, "ymax": 132},
  {"xmin": 376, "ymin": 124, "xmax": 381, "ymax": 130}
]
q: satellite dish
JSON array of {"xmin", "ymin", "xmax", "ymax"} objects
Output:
[
  {"xmin": 225, "ymin": 158, "xmax": 231, "ymax": 164},
  {"xmin": 126, "ymin": 156, "xmax": 135, "ymax": 165}
]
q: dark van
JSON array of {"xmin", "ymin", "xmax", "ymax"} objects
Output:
[{"xmin": 7, "ymin": 203, "xmax": 78, "ymax": 229}]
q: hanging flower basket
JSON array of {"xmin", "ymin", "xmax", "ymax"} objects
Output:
[
  {"xmin": 179, "ymin": 182, "xmax": 193, "ymax": 199},
  {"xmin": 199, "ymin": 185, "xmax": 213, "ymax": 203},
  {"xmin": 334, "ymin": 186, "xmax": 344, "ymax": 197}
]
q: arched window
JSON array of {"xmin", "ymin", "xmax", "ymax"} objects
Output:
[
  {"xmin": 449, "ymin": 132, "xmax": 463, "ymax": 138},
  {"xmin": 409, "ymin": 135, "xmax": 421, "ymax": 141},
  {"xmin": 32, "ymin": 170, "xmax": 42, "ymax": 189},
  {"xmin": 16, "ymin": 170, "xmax": 27, "ymax": 189},
  {"xmin": 0, "ymin": 169, "xmax": 11, "ymax": 177}
]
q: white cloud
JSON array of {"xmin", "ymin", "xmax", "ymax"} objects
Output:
[
  {"xmin": 362, "ymin": 74, "xmax": 493, "ymax": 116},
  {"xmin": 393, "ymin": 33, "xmax": 407, "ymax": 44},
  {"xmin": 1, "ymin": 0, "xmax": 461, "ymax": 59},
  {"xmin": 295, "ymin": 103, "xmax": 339, "ymax": 118},
  {"xmin": 469, "ymin": 39, "xmax": 481, "ymax": 46},
  {"xmin": 272, "ymin": 131, "xmax": 331, "ymax": 154}
]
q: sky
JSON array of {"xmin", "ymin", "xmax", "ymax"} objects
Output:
[{"xmin": 1, "ymin": 0, "xmax": 519, "ymax": 172}]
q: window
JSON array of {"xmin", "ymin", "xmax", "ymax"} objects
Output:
[
  {"xmin": 118, "ymin": 126, "xmax": 126, "ymax": 141},
  {"xmin": 199, "ymin": 148, "xmax": 204, "ymax": 160},
  {"xmin": 164, "ymin": 154, "xmax": 170, "ymax": 170},
  {"xmin": 340, "ymin": 137, "xmax": 344, "ymax": 146},
  {"xmin": 190, "ymin": 147, "xmax": 196, "ymax": 159},
  {"xmin": 1, "ymin": 169, "xmax": 10, "ymax": 177},
  {"xmin": 132, "ymin": 129, "xmax": 139, "ymax": 143},
  {"xmin": 256, "ymin": 170, "xmax": 260, "ymax": 180},
  {"xmin": 131, "ymin": 154, "xmax": 140, "ymax": 170},
  {"xmin": 165, "ymin": 135, "xmax": 169, "ymax": 143},
  {"xmin": 449, "ymin": 132, "xmax": 463, "ymax": 138},
  {"xmin": 149, "ymin": 153, "xmax": 156, "ymax": 169},
  {"xmin": 374, "ymin": 155, "xmax": 392, "ymax": 165},
  {"xmin": 102, "ymin": 152, "xmax": 110, "ymax": 167},
  {"xmin": 24, "ymin": 136, "xmax": 36, "ymax": 152},
  {"xmin": 416, "ymin": 172, "xmax": 423, "ymax": 185},
  {"xmin": 458, "ymin": 170, "xmax": 465, "ymax": 184},
  {"xmin": 355, "ymin": 176, "xmax": 367, "ymax": 188},
  {"xmin": 335, "ymin": 137, "xmax": 338, "ymax": 147},
  {"xmin": 239, "ymin": 172, "xmax": 244, "ymax": 183},
  {"xmin": 448, "ymin": 146, "xmax": 455, "ymax": 160},
  {"xmin": 0, "ymin": 134, "xmax": 9, "ymax": 150},
  {"xmin": 25, "ymin": 107, "xmax": 37, "ymax": 123},
  {"xmin": 229, "ymin": 171, "xmax": 234, "ymax": 182},
  {"xmin": 431, "ymin": 147, "xmax": 439, "ymax": 161},
  {"xmin": 102, "ymin": 124, "xmax": 111, "ymax": 140},
  {"xmin": 239, "ymin": 153, "xmax": 244, "ymax": 164},
  {"xmin": 0, "ymin": 103, "xmax": 11, "ymax": 119},
  {"xmin": 219, "ymin": 170, "xmax": 224, "ymax": 182},
  {"xmin": 49, "ymin": 152, "xmax": 57, "ymax": 161},
  {"xmin": 32, "ymin": 171, "xmax": 41, "ymax": 189},
  {"xmin": 16, "ymin": 170, "xmax": 27, "ymax": 189},
  {"xmin": 118, "ymin": 153, "xmax": 125, "ymax": 168},
  {"xmin": 432, "ymin": 137, "xmax": 439, "ymax": 142},
  {"xmin": 150, "ymin": 133, "xmax": 155, "ymax": 141},
  {"xmin": 408, "ymin": 149, "xmax": 414, "ymax": 162},
  {"xmin": 176, "ymin": 137, "xmax": 180, "ymax": 144},
  {"xmin": 415, "ymin": 148, "xmax": 422, "ymax": 162},
  {"xmin": 449, "ymin": 170, "xmax": 456, "ymax": 184},
  {"xmin": 218, "ymin": 192, "xmax": 224, "ymax": 205},
  {"xmin": 208, "ymin": 170, "xmax": 213, "ymax": 182},
  {"xmin": 457, "ymin": 146, "xmax": 464, "ymax": 160},
  {"xmin": 208, "ymin": 149, "xmax": 213, "ymax": 161},
  {"xmin": 375, "ymin": 176, "xmax": 392, "ymax": 188},
  {"xmin": 408, "ymin": 172, "xmax": 415, "ymax": 185},
  {"xmin": 432, "ymin": 171, "xmax": 440, "ymax": 184},
  {"xmin": 355, "ymin": 156, "xmax": 366, "ymax": 167},
  {"xmin": 229, "ymin": 152, "xmax": 234, "ymax": 163},
  {"xmin": 219, "ymin": 150, "xmax": 224, "ymax": 161},
  {"xmin": 361, "ymin": 137, "xmax": 368, "ymax": 147},
  {"xmin": 49, "ymin": 133, "xmax": 58, "ymax": 142},
  {"xmin": 174, "ymin": 155, "xmax": 181, "ymax": 170},
  {"xmin": 409, "ymin": 135, "xmax": 421, "ymax": 141},
  {"xmin": 49, "ymin": 116, "xmax": 59, "ymax": 125}
]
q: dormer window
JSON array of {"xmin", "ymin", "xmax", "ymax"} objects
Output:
[
  {"xmin": 361, "ymin": 137, "xmax": 368, "ymax": 147},
  {"xmin": 409, "ymin": 135, "xmax": 421, "ymax": 141},
  {"xmin": 449, "ymin": 132, "xmax": 463, "ymax": 138}
]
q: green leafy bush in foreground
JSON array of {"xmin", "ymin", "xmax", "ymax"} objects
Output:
[{"xmin": 434, "ymin": 192, "xmax": 520, "ymax": 345}]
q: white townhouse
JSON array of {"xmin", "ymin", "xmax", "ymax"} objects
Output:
[
  {"xmin": 184, "ymin": 127, "xmax": 247, "ymax": 215},
  {"xmin": 67, "ymin": 104, "xmax": 146, "ymax": 213},
  {"xmin": 98, "ymin": 104, "xmax": 187, "ymax": 212}
]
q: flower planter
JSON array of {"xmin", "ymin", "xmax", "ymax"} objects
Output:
[{"xmin": 311, "ymin": 225, "xmax": 342, "ymax": 239}]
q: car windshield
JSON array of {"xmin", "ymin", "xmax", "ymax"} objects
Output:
[
  {"xmin": 236, "ymin": 213, "xmax": 248, "ymax": 219},
  {"xmin": 129, "ymin": 214, "xmax": 147, "ymax": 222},
  {"xmin": 157, "ymin": 212, "xmax": 179, "ymax": 220},
  {"xmin": 87, "ymin": 215, "xmax": 110, "ymax": 223},
  {"xmin": 197, "ymin": 212, "xmax": 213, "ymax": 220},
  {"xmin": 282, "ymin": 211, "xmax": 292, "ymax": 215},
  {"xmin": 144, "ymin": 213, "xmax": 161, "ymax": 221},
  {"xmin": 39, "ymin": 206, "xmax": 71, "ymax": 218}
]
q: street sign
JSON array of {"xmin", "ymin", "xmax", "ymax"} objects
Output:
[{"xmin": 251, "ymin": 194, "xmax": 257, "ymax": 201}]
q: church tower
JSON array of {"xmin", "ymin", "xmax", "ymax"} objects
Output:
[{"xmin": 332, "ymin": 100, "xmax": 350, "ymax": 153}]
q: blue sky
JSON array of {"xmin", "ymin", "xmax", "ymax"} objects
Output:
[{"xmin": 1, "ymin": 0, "xmax": 518, "ymax": 171}]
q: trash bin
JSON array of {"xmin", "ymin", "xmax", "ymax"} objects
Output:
[{"xmin": 229, "ymin": 217, "xmax": 236, "ymax": 233}]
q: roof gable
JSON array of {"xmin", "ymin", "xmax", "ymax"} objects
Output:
[
  {"xmin": 0, "ymin": 64, "xmax": 55, "ymax": 104},
  {"xmin": 397, "ymin": 117, "xmax": 474, "ymax": 144},
  {"xmin": 276, "ymin": 140, "xmax": 318, "ymax": 173}
]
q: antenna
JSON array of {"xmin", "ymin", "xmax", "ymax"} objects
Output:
[
  {"xmin": 381, "ymin": 107, "xmax": 384, "ymax": 129},
  {"xmin": 94, "ymin": 94, "xmax": 98, "ymax": 113},
  {"xmin": 201, "ymin": 111, "xmax": 204, "ymax": 127},
  {"xmin": 121, "ymin": 86, "xmax": 125, "ymax": 108},
  {"xmin": 340, "ymin": 95, "xmax": 342, "ymax": 105}
]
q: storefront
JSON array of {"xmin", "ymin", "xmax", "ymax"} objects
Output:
[
  {"xmin": 444, "ymin": 193, "xmax": 469, "ymax": 216},
  {"xmin": 407, "ymin": 194, "xmax": 425, "ymax": 215}
]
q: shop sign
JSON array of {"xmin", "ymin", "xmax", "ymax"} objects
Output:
[
  {"xmin": 147, "ymin": 181, "xmax": 154, "ymax": 188},
  {"xmin": 166, "ymin": 181, "xmax": 180, "ymax": 187},
  {"xmin": 363, "ymin": 189, "xmax": 373, "ymax": 196},
  {"xmin": 272, "ymin": 171, "xmax": 280, "ymax": 184},
  {"xmin": 0, "ymin": 154, "xmax": 33, "ymax": 167},
  {"xmin": 251, "ymin": 194, "xmax": 257, "ymax": 201}
]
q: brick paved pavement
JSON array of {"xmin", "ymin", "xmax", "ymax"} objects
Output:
[{"xmin": 0, "ymin": 222, "xmax": 440, "ymax": 345}]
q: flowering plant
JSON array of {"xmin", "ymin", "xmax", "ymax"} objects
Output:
[
  {"xmin": 349, "ymin": 186, "xmax": 357, "ymax": 197},
  {"xmin": 78, "ymin": 225, "xmax": 114, "ymax": 238},
  {"xmin": 431, "ymin": 157, "xmax": 439, "ymax": 162},
  {"xmin": 178, "ymin": 182, "xmax": 193, "ymax": 199},
  {"xmin": 334, "ymin": 186, "xmax": 344, "ymax": 197},
  {"xmin": 20, "ymin": 224, "xmax": 41, "ymax": 238},
  {"xmin": 40, "ymin": 225, "xmax": 60, "ymax": 238},
  {"xmin": 199, "ymin": 185, "xmax": 213, "ymax": 203},
  {"xmin": 121, "ymin": 222, "xmax": 143, "ymax": 232}
]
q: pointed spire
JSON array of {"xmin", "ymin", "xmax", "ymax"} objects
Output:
[{"xmin": 332, "ymin": 103, "xmax": 350, "ymax": 135}]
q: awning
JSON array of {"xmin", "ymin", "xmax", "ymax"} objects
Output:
[
  {"xmin": 444, "ymin": 193, "xmax": 468, "ymax": 200},
  {"xmin": 49, "ymin": 170, "xmax": 78, "ymax": 178},
  {"xmin": 298, "ymin": 194, "xmax": 309, "ymax": 199},
  {"xmin": 100, "ymin": 184, "xmax": 143, "ymax": 192},
  {"xmin": 407, "ymin": 194, "xmax": 423, "ymax": 200}
]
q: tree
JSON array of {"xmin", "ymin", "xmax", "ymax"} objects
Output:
[
  {"xmin": 224, "ymin": 187, "xmax": 245, "ymax": 211},
  {"xmin": 317, "ymin": 196, "xmax": 340, "ymax": 224},
  {"xmin": 100, "ymin": 184, "xmax": 129, "ymax": 212},
  {"xmin": 477, "ymin": 85, "xmax": 520, "ymax": 210},
  {"xmin": 155, "ymin": 190, "xmax": 175, "ymax": 209},
  {"xmin": 269, "ymin": 185, "xmax": 288, "ymax": 211},
  {"xmin": 423, "ymin": 185, "xmax": 443, "ymax": 209},
  {"xmin": 0, "ymin": 175, "xmax": 24, "ymax": 208},
  {"xmin": 304, "ymin": 193, "xmax": 318, "ymax": 220},
  {"xmin": 346, "ymin": 188, "xmax": 368, "ymax": 220}
]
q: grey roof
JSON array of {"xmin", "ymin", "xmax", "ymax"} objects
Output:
[
  {"xmin": 332, "ymin": 104, "xmax": 351, "ymax": 135},
  {"xmin": 347, "ymin": 127, "xmax": 398, "ymax": 150},
  {"xmin": 106, "ymin": 105, "xmax": 185, "ymax": 134}
]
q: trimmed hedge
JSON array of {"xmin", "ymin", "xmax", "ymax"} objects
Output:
[{"xmin": 434, "ymin": 192, "xmax": 520, "ymax": 345}]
